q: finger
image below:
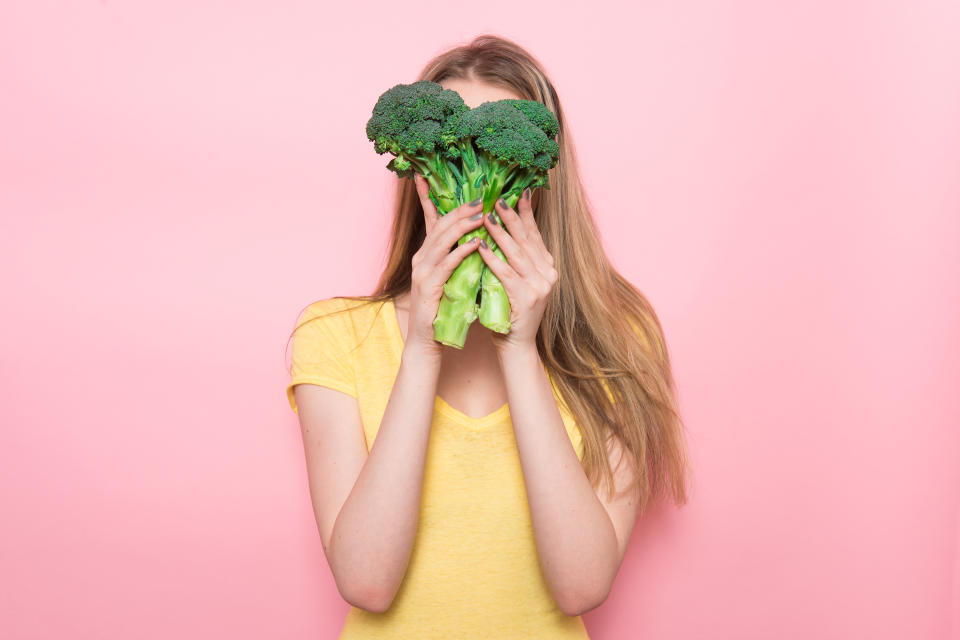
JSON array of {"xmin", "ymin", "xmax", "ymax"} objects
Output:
[
  {"xmin": 516, "ymin": 188, "xmax": 547, "ymax": 251},
  {"xmin": 477, "ymin": 238, "xmax": 521, "ymax": 291},
  {"xmin": 431, "ymin": 195, "xmax": 483, "ymax": 237},
  {"xmin": 516, "ymin": 188, "xmax": 537, "ymax": 231},
  {"xmin": 414, "ymin": 174, "xmax": 440, "ymax": 233},
  {"xmin": 493, "ymin": 197, "xmax": 529, "ymax": 246},
  {"xmin": 484, "ymin": 205, "xmax": 537, "ymax": 278},
  {"xmin": 426, "ymin": 236, "xmax": 481, "ymax": 289},
  {"xmin": 424, "ymin": 206, "xmax": 485, "ymax": 267},
  {"xmin": 516, "ymin": 187, "xmax": 554, "ymax": 268},
  {"xmin": 482, "ymin": 239, "xmax": 554, "ymax": 304}
]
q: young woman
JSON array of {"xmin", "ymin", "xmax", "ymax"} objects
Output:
[{"xmin": 286, "ymin": 34, "xmax": 691, "ymax": 639}]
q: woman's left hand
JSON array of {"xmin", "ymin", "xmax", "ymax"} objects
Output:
[{"xmin": 477, "ymin": 188, "xmax": 559, "ymax": 355}]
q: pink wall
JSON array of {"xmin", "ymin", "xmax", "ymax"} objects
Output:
[{"xmin": 2, "ymin": 1, "xmax": 958, "ymax": 638}]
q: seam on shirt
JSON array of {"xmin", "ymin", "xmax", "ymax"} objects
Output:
[{"xmin": 287, "ymin": 375, "xmax": 359, "ymax": 414}]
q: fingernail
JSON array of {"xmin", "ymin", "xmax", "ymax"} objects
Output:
[
  {"xmin": 480, "ymin": 239, "xmax": 489, "ymax": 249},
  {"xmin": 523, "ymin": 188, "xmax": 531, "ymax": 200},
  {"xmin": 487, "ymin": 212, "xmax": 500, "ymax": 225},
  {"xmin": 497, "ymin": 198, "xmax": 507, "ymax": 209},
  {"xmin": 469, "ymin": 197, "xmax": 481, "ymax": 206},
  {"xmin": 469, "ymin": 212, "xmax": 482, "ymax": 220}
]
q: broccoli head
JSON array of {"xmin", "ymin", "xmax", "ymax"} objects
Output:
[
  {"xmin": 441, "ymin": 99, "xmax": 560, "ymax": 213},
  {"xmin": 365, "ymin": 81, "xmax": 469, "ymax": 212}
]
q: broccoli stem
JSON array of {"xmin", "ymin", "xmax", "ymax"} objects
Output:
[
  {"xmin": 409, "ymin": 156, "xmax": 460, "ymax": 214},
  {"xmin": 478, "ymin": 243, "xmax": 512, "ymax": 333},
  {"xmin": 432, "ymin": 199, "xmax": 497, "ymax": 347},
  {"xmin": 477, "ymin": 190, "xmax": 521, "ymax": 333},
  {"xmin": 432, "ymin": 248, "xmax": 483, "ymax": 347},
  {"xmin": 423, "ymin": 153, "xmax": 490, "ymax": 348},
  {"xmin": 426, "ymin": 145, "xmax": 509, "ymax": 348},
  {"xmin": 422, "ymin": 152, "xmax": 543, "ymax": 344}
]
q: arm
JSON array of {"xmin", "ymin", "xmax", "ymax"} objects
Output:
[
  {"xmin": 477, "ymin": 193, "xmax": 641, "ymax": 616},
  {"xmin": 496, "ymin": 346, "xmax": 640, "ymax": 616},
  {"xmin": 296, "ymin": 344, "xmax": 441, "ymax": 613},
  {"xmin": 296, "ymin": 175, "xmax": 486, "ymax": 613}
]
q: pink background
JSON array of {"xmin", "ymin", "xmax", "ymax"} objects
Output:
[{"xmin": 2, "ymin": 1, "xmax": 958, "ymax": 638}]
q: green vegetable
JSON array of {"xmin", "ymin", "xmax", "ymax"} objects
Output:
[
  {"xmin": 446, "ymin": 99, "xmax": 559, "ymax": 333},
  {"xmin": 365, "ymin": 80, "xmax": 469, "ymax": 213},
  {"xmin": 366, "ymin": 81, "xmax": 560, "ymax": 348}
]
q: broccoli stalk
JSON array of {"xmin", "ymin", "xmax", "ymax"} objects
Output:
[
  {"xmin": 444, "ymin": 100, "xmax": 560, "ymax": 333},
  {"xmin": 476, "ymin": 191, "xmax": 519, "ymax": 332}
]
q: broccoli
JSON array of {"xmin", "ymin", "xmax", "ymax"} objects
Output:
[
  {"xmin": 367, "ymin": 81, "xmax": 489, "ymax": 346},
  {"xmin": 365, "ymin": 81, "xmax": 469, "ymax": 214},
  {"xmin": 366, "ymin": 83, "xmax": 560, "ymax": 347},
  {"xmin": 495, "ymin": 99, "xmax": 560, "ymax": 203},
  {"xmin": 441, "ymin": 99, "xmax": 560, "ymax": 334}
]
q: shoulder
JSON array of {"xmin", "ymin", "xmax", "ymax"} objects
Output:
[
  {"xmin": 295, "ymin": 295, "xmax": 392, "ymax": 342},
  {"xmin": 298, "ymin": 295, "xmax": 375, "ymax": 322}
]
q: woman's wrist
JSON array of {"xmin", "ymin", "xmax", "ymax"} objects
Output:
[
  {"xmin": 400, "ymin": 342, "xmax": 443, "ymax": 373},
  {"xmin": 494, "ymin": 341, "xmax": 540, "ymax": 368}
]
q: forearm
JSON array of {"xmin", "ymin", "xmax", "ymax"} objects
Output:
[
  {"xmin": 499, "ymin": 345, "xmax": 619, "ymax": 615},
  {"xmin": 330, "ymin": 345, "xmax": 440, "ymax": 612}
]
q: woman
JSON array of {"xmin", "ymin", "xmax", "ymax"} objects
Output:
[{"xmin": 286, "ymin": 34, "xmax": 691, "ymax": 639}]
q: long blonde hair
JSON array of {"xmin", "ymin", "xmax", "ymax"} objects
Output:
[{"xmin": 296, "ymin": 34, "xmax": 692, "ymax": 515}]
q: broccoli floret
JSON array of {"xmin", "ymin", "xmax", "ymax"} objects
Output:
[
  {"xmin": 501, "ymin": 98, "xmax": 559, "ymax": 137},
  {"xmin": 365, "ymin": 81, "xmax": 469, "ymax": 213},
  {"xmin": 497, "ymin": 99, "xmax": 560, "ymax": 203},
  {"xmin": 441, "ymin": 100, "xmax": 559, "ymax": 214}
]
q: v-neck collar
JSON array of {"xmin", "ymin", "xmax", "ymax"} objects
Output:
[{"xmin": 386, "ymin": 297, "xmax": 510, "ymax": 429}]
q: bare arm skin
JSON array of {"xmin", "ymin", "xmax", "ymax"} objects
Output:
[
  {"xmin": 295, "ymin": 348, "xmax": 437, "ymax": 612},
  {"xmin": 478, "ymin": 192, "xmax": 642, "ymax": 616},
  {"xmin": 294, "ymin": 176, "xmax": 485, "ymax": 612},
  {"xmin": 495, "ymin": 345, "xmax": 640, "ymax": 616}
]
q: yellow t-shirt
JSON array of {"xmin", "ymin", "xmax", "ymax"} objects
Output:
[{"xmin": 287, "ymin": 296, "xmax": 591, "ymax": 639}]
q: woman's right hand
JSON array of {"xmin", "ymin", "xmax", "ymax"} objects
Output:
[{"xmin": 405, "ymin": 173, "xmax": 485, "ymax": 359}]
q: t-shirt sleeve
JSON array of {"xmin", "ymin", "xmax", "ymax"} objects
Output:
[{"xmin": 286, "ymin": 297, "xmax": 358, "ymax": 415}]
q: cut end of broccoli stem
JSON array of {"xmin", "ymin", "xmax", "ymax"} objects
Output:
[
  {"xmin": 432, "ymin": 304, "xmax": 478, "ymax": 349},
  {"xmin": 481, "ymin": 320, "xmax": 511, "ymax": 334}
]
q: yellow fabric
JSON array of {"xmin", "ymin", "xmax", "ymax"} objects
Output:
[{"xmin": 287, "ymin": 296, "xmax": 590, "ymax": 639}]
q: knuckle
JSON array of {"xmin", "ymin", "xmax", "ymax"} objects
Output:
[
  {"xmin": 443, "ymin": 243, "xmax": 466, "ymax": 261},
  {"xmin": 449, "ymin": 202, "xmax": 471, "ymax": 218},
  {"xmin": 440, "ymin": 251, "xmax": 458, "ymax": 267}
]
